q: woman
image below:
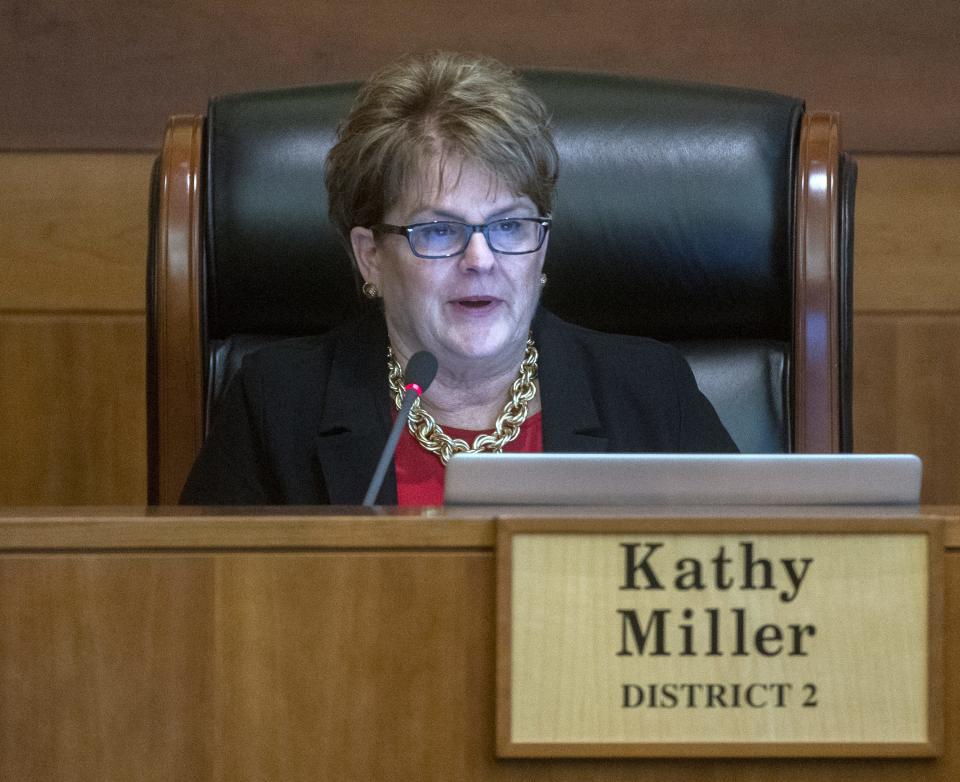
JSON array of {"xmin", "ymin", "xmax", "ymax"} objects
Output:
[{"xmin": 181, "ymin": 52, "xmax": 736, "ymax": 506}]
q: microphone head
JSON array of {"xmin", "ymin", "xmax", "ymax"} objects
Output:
[{"xmin": 404, "ymin": 351, "xmax": 438, "ymax": 394}]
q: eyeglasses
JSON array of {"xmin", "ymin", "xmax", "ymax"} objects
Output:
[{"xmin": 372, "ymin": 217, "xmax": 551, "ymax": 259}]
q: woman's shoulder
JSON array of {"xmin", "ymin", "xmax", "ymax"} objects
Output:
[
  {"xmin": 239, "ymin": 309, "xmax": 387, "ymax": 382},
  {"xmin": 240, "ymin": 332, "xmax": 334, "ymax": 374},
  {"xmin": 533, "ymin": 307, "xmax": 684, "ymax": 366},
  {"xmin": 533, "ymin": 307, "xmax": 737, "ymax": 452}
]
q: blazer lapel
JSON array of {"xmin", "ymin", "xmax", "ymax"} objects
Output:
[
  {"xmin": 313, "ymin": 311, "xmax": 398, "ymax": 505},
  {"xmin": 313, "ymin": 307, "xmax": 609, "ymax": 504},
  {"xmin": 533, "ymin": 308, "xmax": 609, "ymax": 453}
]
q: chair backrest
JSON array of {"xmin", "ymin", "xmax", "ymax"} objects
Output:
[{"xmin": 147, "ymin": 71, "xmax": 856, "ymax": 505}]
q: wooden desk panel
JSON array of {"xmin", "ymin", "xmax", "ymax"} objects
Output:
[
  {"xmin": 0, "ymin": 508, "xmax": 956, "ymax": 781},
  {"xmin": 0, "ymin": 554, "xmax": 214, "ymax": 781}
]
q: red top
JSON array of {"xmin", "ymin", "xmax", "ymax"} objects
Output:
[{"xmin": 395, "ymin": 412, "xmax": 543, "ymax": 506}]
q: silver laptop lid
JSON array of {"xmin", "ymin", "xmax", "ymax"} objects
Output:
[{"xmin": 444, "ymin": 453, "xmax": 922, "ymax": 506}]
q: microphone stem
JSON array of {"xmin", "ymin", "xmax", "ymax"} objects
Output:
[{"xmin": 362, "ymin": 389, "xmax": 419, "ymax": 506}]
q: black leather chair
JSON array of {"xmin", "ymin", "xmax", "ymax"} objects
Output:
[{"xmin": 147, "ymin": 72, "xmax": 856, "ymax": 504}]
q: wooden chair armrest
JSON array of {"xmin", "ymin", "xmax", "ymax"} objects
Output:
[
  {"xmin": 148, "ymin": 115, "xmax": 205, "ymax": 504},
  {"xmin": 794, "ymin": 111, "xmax": 843, "ymax": 453}
]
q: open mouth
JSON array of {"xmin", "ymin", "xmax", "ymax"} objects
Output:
[{"xmin": 456, "ymin": 297, "xmax": 496, "ymax": 309}]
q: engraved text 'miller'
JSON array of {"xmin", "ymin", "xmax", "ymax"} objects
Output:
[{"xmin": 616, "ymin": 607, "xmax": 816, "ymax": 657}]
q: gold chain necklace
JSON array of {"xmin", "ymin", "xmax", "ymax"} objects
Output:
[{"xmin": 387, "ymin": 338, "xmax": 539, "ymax": 465}]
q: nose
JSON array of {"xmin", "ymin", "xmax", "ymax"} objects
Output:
[{"xmin": 458, "ymin": 229, "xmax": 496, "ymax": 273}]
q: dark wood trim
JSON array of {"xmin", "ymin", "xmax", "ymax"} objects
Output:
[
  {"xmin": 794, "ymin": 112, "xmax": 843, "ymax": 452},
  {"xmin": 151, "ymin": 115, "xmax": 205, "ymax": 505}
]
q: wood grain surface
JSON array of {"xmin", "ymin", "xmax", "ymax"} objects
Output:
[
  {"xmin": 0, "ymin": 511, "xmax": 957, "ymax": 781},
  {"xmin": 0, "ymin": 555, "xmax": 215, "ymax": 781},
  {"xmin": 0, "ymin": 153, "xmax": 152, "ymax": 312},
  {"xmin": 1, "ymin": 1, "xmax": 958, "ymax": 151},
  {"xmin": 853, "ymin": 314, "xmax": 960, "ymax": 504},
  {"xmin": 0, "ymin": 314, "xmax": 146, "ymax": 505},
  {"xmin": 854, "ymin": 156, "xmax": 960, "ymax": 313}
]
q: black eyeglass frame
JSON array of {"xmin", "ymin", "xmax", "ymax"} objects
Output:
[{"xmin": 371, "ymin": 217, "xmax": 552, "ymax": 259}]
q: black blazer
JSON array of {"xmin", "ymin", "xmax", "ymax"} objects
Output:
[{"xmin": 180, "ymin": 308, "xmax": 737, "ymax": 505}]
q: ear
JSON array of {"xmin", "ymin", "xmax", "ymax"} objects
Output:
[
  {"xmin": 350, "ymin": 226, "xmax": 380, "ymax": 286},
  {"xmin": 539, "ymin": 231, "xmax": 550, "ymax": 266}
]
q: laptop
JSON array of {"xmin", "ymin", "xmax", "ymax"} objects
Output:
[{"xmin": 444, "ymin": 453, "xmax": 922, "ymax": 506}]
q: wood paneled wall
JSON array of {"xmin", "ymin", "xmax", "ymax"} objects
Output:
[
  {"xmin": 852, "ymin": 157, "xmax": 960, "ymax": 503},
  {"xmin": 0, "ymin": 315, "xmax": 145, "ymax": 504},
  {"xmin": 0, "ymin": 154, "xmax": 151, "ymax": 505},
  {"xmin": 1, "ymin": 152, "xmax": 958, "ymax": 505},
  {"xmin": 2, "ymin": 1, "xmax": 959, "ymax": 151}
]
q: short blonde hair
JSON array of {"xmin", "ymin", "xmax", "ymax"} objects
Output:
[{"xmin": 325, "ymin": 51, "xmax": 559, "ymax": 252}]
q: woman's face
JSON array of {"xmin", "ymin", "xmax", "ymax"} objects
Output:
[{"xmin": 351, "ymin": 157, "xmax": 548, "ymax": 378}]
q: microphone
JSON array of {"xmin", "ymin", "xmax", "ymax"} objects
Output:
[{"xmin": 362, "ymin": 350, "xmax": 438, "ymax": 506}]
